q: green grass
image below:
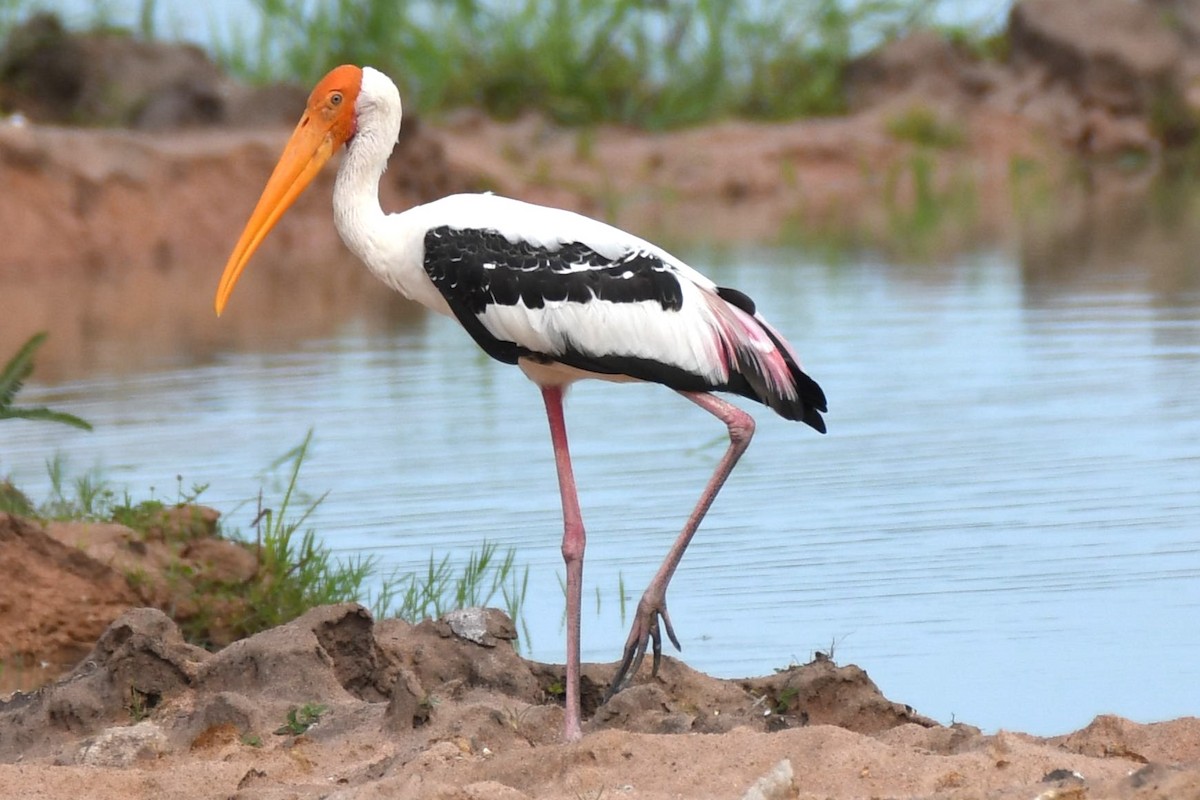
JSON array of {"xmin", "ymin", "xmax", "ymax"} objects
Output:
[
  {"xmin": 0, "ymin": 480, "xmax": 33, "ymax": 516},
  {"xmin": 2, "ymin": 431, "xmax": 531, "ymax": 650},
  {"xmin": 30, "ymin": 455, "xmax": 207, "ymax": 527},
  {"xmin": 226, "ymin": 430, "xmax": 370, "ymax": 634},
  {"xmin": 881, "ymin": 151, "xmax": 979, "ymax": 259},
  {"xmin": 273, "ymin": 702, "xmax": 327, "ymax": 735},
  {"xmin": 230, "ymin": 0, "xmax": 953, "ymax": 128},
  {"xmin": 1, "ymin": 1, "xmax": 994, "ymax": 130},
  {"xmin": 886, "ymin": 105, "xmax": 966, "ymax": 149},
  {"xmin": 376, "ymin": 541, "xmax": 530, "ymax": 643},
  {"xmin": 183, "ymin": 430, "xmax": 531, "ymax": 645}
]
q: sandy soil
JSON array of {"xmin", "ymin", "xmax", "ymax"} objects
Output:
[{"xmin": 2, "ymin": 511, "xmax": 1199, "ymax": 799}]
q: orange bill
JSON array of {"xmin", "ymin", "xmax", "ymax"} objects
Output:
[{"xmin": 214, "ymin": 65, "xmax": 362, "ymax": 316}]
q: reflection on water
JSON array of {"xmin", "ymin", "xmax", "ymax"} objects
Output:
[{"xmin": 3, "ymin": 236, "xmax": 1199, "ymax": 736}]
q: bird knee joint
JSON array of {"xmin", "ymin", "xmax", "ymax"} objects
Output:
[
  {"xmin": 729, "ymin": 415, "xmax": 755, "ymax": 443},
  {"xmin": 561, "ymin": 526, "xmax": 586, "ymax": 563}
]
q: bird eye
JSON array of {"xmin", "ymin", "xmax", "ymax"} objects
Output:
[{"xmin": 330, "ymin": 92, "xmax": 343, "ymax": 106}]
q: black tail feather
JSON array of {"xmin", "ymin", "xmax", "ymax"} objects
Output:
[{"xmin": 735, "ymin": 322, "xmax": 827, "ymax": 433}]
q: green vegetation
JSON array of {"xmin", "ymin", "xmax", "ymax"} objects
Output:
[
  {"xmin": 273, "ymin": 702, "xmax": 328, "ymax": 735},
  {"xmin": 773, "ymin": 684, "xmax": 800, "ymax": 714},
  {"xmin": 25, "ymin": 455, "xmax": 206, "ymax": 525},
  {"xmin": 3, "ymin": 431, "xmax": 531, "ymax": 652},
  {"xmin": 126, "ymin": 685, "xmax": 153, "ymax": 722},
  {"xmin": 0, "ymin": 1, "xmax": 999, "ymax": 129},
  {"xmin": 0, "ymin": 333, "xmax": 91, "ymax": 432},
  {"xmin": 0, "ymin": 481, "xmax": 32, "ymax": 516},
  {"xmin": 228, "ymin": 431, "xmax": 376, "ymax": 636},
  {"xmin": 886, "ymin": 105, "xmax": 966, "ymax": 149},
  {"xmin": 379, "ymin": 540, "xmax": 530, "ymax": 645},
  {"xmin": 240, "ymin": 431, "xmax": 529, "ymax": 636},
  {"xmin": 0, "ymin": 329, "xmax": 533, "ymax": 654},
  {"xmin": 228, "ymin": 0, "xmax": 951, "ymax": 128}
]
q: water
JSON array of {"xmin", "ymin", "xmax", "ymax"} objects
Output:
[{"xmin": 3, "ymin": 244, "xmax": 1199, "ymax": 736}]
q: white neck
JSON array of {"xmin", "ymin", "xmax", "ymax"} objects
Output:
[{"xmin": 333, "ymin": 67, "xmax": 403, "ymax": 268}]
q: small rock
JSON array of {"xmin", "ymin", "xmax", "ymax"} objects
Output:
[
  {"xmin": 195, "ymin": 603, "xmax": 371, "ymax": 703},
  {"xmin": 741, "ymin": 758, "xmax": 794, "ymax": 800},
  {"xmin": 1043, "ymin": 768, "xmax": 1086, "ymax": 783},
  {"xmin": 440, "ymin": 607, "xmax": 517, "ymax": 647},
  {"xmin": 77, "ymin": 720, "xmax": 168, "ymax": 766},
  {"xmin": 196, "ymin": 690, "xmax": 259, "ymax": 736},
  {"xmin": 591, "ymin": 684, "xmax": 690, "ymax": 735}
]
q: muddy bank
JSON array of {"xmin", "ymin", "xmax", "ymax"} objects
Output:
[
  {"xmin": 0, "ymin": 508, "xmax": 259, "ymax": 687},
  {"xmin": 2, "ymin": 600, "xmax": 1199, "ymax": 800}
]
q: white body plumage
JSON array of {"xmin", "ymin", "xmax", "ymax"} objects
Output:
[{"xmin": 332, "ymin": 71, "xmax": 814, "ymax": 409}]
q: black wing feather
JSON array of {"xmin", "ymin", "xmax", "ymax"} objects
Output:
[
  {"xmin": 422, "ymin": 225, "xmax": 827, "ymax": 432},
  {"xmin": 424, "ymin": 226, "xmax": 683, "ymax": 316}
]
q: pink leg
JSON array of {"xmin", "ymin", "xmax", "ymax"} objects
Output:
[
  {"xmin": 541, "ymin": 385, "xmax": 586, "ymax": 742},
  {"xmin": 604, "ymin": 391, "xmax": 755, "ymax": 701}
]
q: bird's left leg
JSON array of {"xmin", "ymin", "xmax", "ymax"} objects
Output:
[
  {"xmin": 541, "ymin": 385, "xmax": 587, "ymax": 742},
  {"xmin": 604, "ymin": 391, "xmax": 755, "ymax": 702}
]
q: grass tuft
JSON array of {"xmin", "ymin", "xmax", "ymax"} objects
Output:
[
  {"xmin": 226, "ymin": 430, "xmax": 372, "ymax": 635},
  {"xmin": 273, "ymin": 702, "xmax": 328, "ymax": 735},
  {"xmin": 4, "ymin": 430, "xmax": 532, "ymax": 652},
  {"xmin": 886, "ymin": 105, "xmax": 966, "ymax": 149},
  {"xmin": 374, "ymin": 540, "xmax": 530, "ymax": 648},
  {"xmin": 218, "ymin": 0, "xmax": 956, "ymax": 129}
]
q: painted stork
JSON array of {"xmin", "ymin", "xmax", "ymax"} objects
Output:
[{"xmin": 215, "ymin": 65, "xmax": 827, "ymax": 742}]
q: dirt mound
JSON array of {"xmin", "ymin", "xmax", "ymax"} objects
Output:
[
  {"xmin": 0, "ymin": 509, "xmax": 269, "ymax": 691},
  {"xmin": 1, "ymin": 604, "xmax": 1197, "ymax": 799},
  {"xmin": 0, "ymin": 513, "xmax": 139, "ymax": 680},
  {"xmin": 0, "ymin": 602, "xmax": 932, "ymax": 763}
]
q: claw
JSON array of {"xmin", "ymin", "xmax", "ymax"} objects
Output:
[
  {"xmin": 649, "ymin": 616, "xmax": 662, "ymax": 676},
  {"xmin": 603, "ymin": 599, "xmax": 681, "ymax": 704},
  {"xmin": 660, "ymin": 605, "xmax": 680, "ymax": 651}
]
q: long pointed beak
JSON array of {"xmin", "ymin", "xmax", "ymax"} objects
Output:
[{"xmin": 214, "ymin": 117, "xmax": 337, "ymax": 316}]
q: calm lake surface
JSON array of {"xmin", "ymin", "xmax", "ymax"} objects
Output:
[{"xmin": 4, "ymin": 241, "xmax": 1199, "ymax": 736}]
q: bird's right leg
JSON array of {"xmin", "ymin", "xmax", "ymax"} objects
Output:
[
  {"xmin": 604, "ymin": 392, "xmax": 755, "ymax": 702},
  {"xmin": 541, "ymin": 385, "xmax": 586, "ymax": 742}
]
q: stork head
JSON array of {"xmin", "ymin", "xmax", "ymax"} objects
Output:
[{"xmin": 214, "ymin": 65, "xmax": 363, "ymax": 315}]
